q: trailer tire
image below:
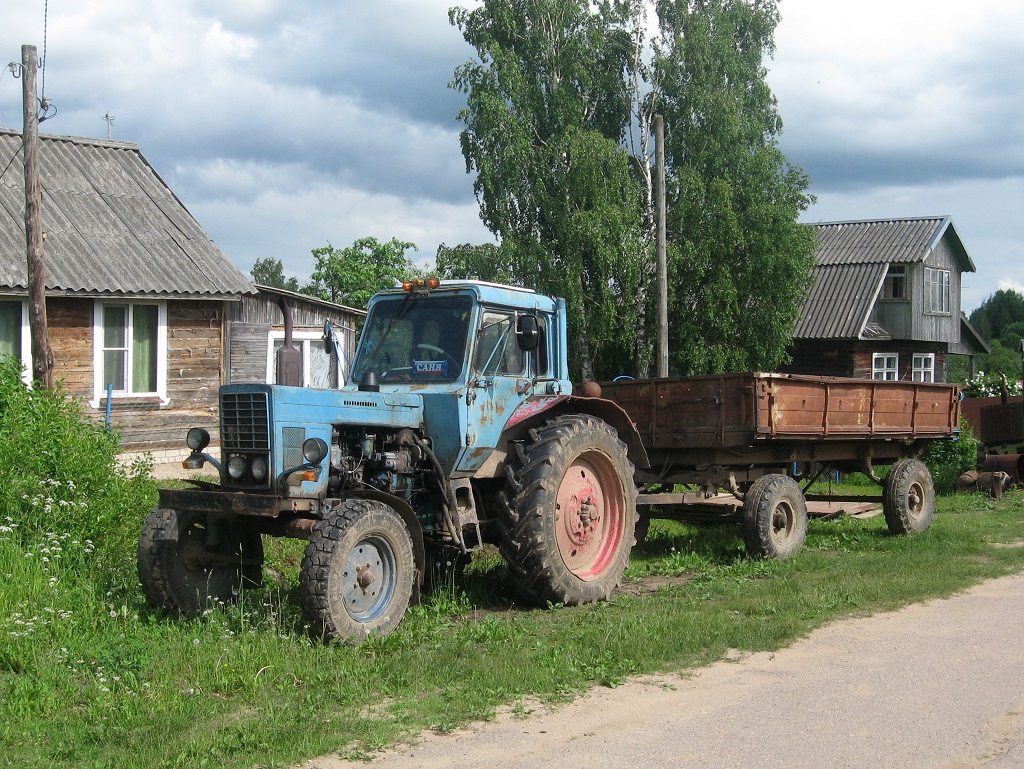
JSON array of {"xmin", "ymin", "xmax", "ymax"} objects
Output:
[
  {"xmin": 742, "ymin": 475, "xmax": 808, "ymax": 559},
  {"xmin": 299, "ymin": 498, "xmax": 415, "ymax": 642},
  {"xmin": 499, "ymin": 414, "xmax": 637, "ymax": 606},
  {"xmin": 137, "ymin": 508, "xmax": 264, "ymax": 614},
  {"xmin": 883, "ymin": 459, "xmax": 934, "ymax": 534}
]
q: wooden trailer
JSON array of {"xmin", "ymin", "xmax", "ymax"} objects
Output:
[{"xmin": 596, "ymin": 373, "xmax": 962, "ymax": 557}]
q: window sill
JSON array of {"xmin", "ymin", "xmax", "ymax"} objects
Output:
[{"xmin": 90, "ymin": 394, "xmax": 170, "ymax": 409}]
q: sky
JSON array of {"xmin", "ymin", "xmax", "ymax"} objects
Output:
[{"xmin": 0, "ymin": 0, "xmax": 1022, "ymax": 312}]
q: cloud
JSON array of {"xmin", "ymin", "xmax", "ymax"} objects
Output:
[{"xmin": 2, "ymin": 0, "xmax": 1023, "ymax": 301}]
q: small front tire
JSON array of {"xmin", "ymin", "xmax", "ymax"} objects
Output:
[
  {"xmin": 299, "ymin": 499, "xmax": 415, "ymax": 642},
  {"xmin": 137, "ymin": 508, "xmax": 264, "ymax": 614}
]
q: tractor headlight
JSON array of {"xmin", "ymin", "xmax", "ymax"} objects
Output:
[
  {"xmin": 250, "ymin": 455, "xmax": 269, "ymax": 483},
  {"xmin": 186, "ymin": 427, "xmax": 211, "ymax": 452},
  {"xmin": 302, "ymin": 437, "xmax": 329, "ymax": 464},
  {"xmin": 227, "ymin": 455, "xmax": 249, "ymax": 480}
]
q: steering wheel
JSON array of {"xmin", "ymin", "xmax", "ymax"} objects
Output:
[{"xmin": 414, "ymin": 344, "xmax": 461, "ymax": 376}]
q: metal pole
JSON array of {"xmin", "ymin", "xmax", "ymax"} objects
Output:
[
  {"xmin": 22, "ymin": 44, "xmax": 54, "ymax": 388},
  {"xmin": 654, "ymin": 114, "xmax": 668, "ymax": 378}
]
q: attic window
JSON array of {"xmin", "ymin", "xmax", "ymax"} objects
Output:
[
  {"xmin": 882, "ymin": 265, "xmax": 907, "ymax": 300},
  {"xmin": 925, "ymin": 267, "xmax": 951, "ymax": 314}
]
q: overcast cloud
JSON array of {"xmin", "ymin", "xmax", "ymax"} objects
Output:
[{"xmin": 1, "ymin": 0, "xmax": 1022, "ymax": 310}]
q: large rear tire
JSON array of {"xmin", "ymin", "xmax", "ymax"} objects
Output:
[
  {"xmin": 742, "ymin": 474, "xmax": 808, "ymax": 559},
  {"xmin": 499, "ymin": 414, "xmax": 637, "ymax": 606},
  {"xmin": 883, "ymin": 459, "xmax": 935, "ymax": 534},
  {"xmin": 299, "ymin": 498, "xmax": 415, "ymax": 642},
  {"xmin": 137, "ymin": 508, "xmax": 264, "ymax": 614}
]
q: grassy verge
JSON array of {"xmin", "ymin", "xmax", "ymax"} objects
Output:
[{"xmin": 2, "ymin": 484, "xmax": 1024, "ymax": 769}]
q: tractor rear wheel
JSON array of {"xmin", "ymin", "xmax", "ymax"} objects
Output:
[{"xmin": 499, "ymin": 414, "xmax": 637, "ymax": 606}]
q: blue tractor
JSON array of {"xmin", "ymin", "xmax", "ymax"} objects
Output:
[{"xmin": 137, "ymin": 280, "xmax": 643, "ymax": 641}]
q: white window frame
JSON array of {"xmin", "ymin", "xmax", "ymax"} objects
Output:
[
  {"xmin": 872, "ymin": 353, "xmax": 899, "ymax": 381},
  {"xmin": 265, "ymin": 329, "xmax": 343, "ymax": 389},
  {"xmin": 912, "ymin": 353, "xmax": 935, "ymax": 383},
  {"xmin": 924, "ymin": 267, "xmax": 951, "ymax": 315},
  {"xmin": 0, "ymin": 299, "xmax": 32, "ymax": 383},
  {"xmin": 91, "ymin": 300, "xmax": 168, "ymax": 406}
]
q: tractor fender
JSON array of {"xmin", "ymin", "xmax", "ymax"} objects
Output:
[{"xmin": 502, "ymin": 394, "xmax": 649, "ymax": 470}]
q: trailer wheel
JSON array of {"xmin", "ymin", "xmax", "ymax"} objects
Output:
[
  {"xmin": 137, "ymin": 508, "xmax": 264, "ymax": 614},
  {"xmin": 742, "ymin": 475, "xmax": 808, "ymax": 559},
  {"xmin": 299, "ymin": 498, "xmax": 415, "ymax": 642},
  {"xmin": 883, "ymin": 459, "xmax": 934, "ymax": 534},
  {"xmin": 499, "ymin": 414, "xmax": 637, "ymax": 606}
]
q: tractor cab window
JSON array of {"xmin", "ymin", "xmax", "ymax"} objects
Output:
[
  {"xmin": 475, "ymin": 311, "xmax": 526, "ymax": 376},
  {"xmin": 351, "ymin": 295, "xmax": 472, "ymax": 383}
]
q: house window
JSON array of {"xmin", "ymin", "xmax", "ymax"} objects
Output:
[
  {"xmin": 872, "ymin": 353, "xmax": 899, "ymax": 381},
  {"xmin": 882, "ymin": 265, "xmax": 907, "ymax": 300},
  {"xmin": 0, "ymin": 300, "xmax": 31, "ymax": 371},
  {"xmin": 912, "ymin": 353, "xmax": 935, "ymax": 383},
  {"xmin": 93, "ymin": 301, "xmax": 167, "ymax": 401},
  {"xmin": 267, "ymin": 330, "xmax": 341, "ymax": 389},
  {"xmin": 924, "ymin": 267, "xmax": 950, "ymax": 314}
]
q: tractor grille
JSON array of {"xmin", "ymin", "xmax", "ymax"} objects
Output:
[{"xmin": 220, "ymin": 392, "xmax": 270, "ymax": 452}]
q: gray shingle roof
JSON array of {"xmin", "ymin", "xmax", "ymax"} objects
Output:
[
  {"xmin": 0, "ymin": 129, "xmax": 253, "ymax": 298},
  {"xmin": 794, "ymin": 216, "xmax": 976, "ymax": 340}
]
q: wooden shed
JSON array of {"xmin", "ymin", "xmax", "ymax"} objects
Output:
[
  {"xmin": 225, "ymin": 285, "xmax": 365, "ymax": 388},
  {"xmin": 0, "ymin": 129, "xmax": 254, "ymax": 459}
]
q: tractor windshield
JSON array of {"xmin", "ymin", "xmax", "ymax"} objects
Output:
[{"xmin": 351, "ymin": 295, "xmax": 473, "ymax": 384}]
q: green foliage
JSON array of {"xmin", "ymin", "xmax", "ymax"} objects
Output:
[
  {"xmin": 0, "ymin": 356, "xmax": 156, "ymax": 565},
  {"xmin": 249, "ymin": 257, "xmax": 300, "ymax": 292},
  {"xmin": 975, "ymin": 340, "xmax": 1024, "ymax": 384},
  {"xmin": 962, "ymin": 370, "xmax": 1024, "ymax": 398},
  {"xmin": 303, "ymin": 237, "xmax": 418, "ymax": 309},
  {"xmin": 450, "ymin": 0, "xmax": 815, "ymax": 379},
  {"xmin": 450, "ymin": 0, "xmax": 651, "ymax": 380},
  {"xmin": 435, "ymin": 242, "xmax": 517, "ymax": 285},
  {"xmin": 968, "ymin": 288, "xmax": 1024, "ymax": 342},
  {"xmin": 3, "ymin": 442, "xmax": 1024, "ymax": 768},
  {"xmin": 921, "ymin": 419, "xmax": 979, "ymax": 494},
  {"xmin": 998, "ymin": 321, "xmax": 1024, "ymax": 351},
  {"xmin": 655, "ymin": 0, "xmax": 816, "ymax": 374}
]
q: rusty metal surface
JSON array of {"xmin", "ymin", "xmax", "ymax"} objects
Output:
[
  {"xmin": 981, "ymin": 454, "xmax": 1024, "ymax": 485},
  {"xmin": 157, "ymin": 487, "xmax": 287, "ymax": 517},
  {"xmin": 600, "ymin": 374, "xmax": 959, "ymax": 452},
  {"xmin": 979, "ymin": 403, "xmax": 1024, "ymax": 446}
]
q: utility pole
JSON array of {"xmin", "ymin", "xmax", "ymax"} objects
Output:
[
  {"xmin": 22, "ymin": 44, "xmax": 54, "ymax": 388},
  {"xmin": 654, "ymin": 114, "xmax": 668, "ymax": 378}
]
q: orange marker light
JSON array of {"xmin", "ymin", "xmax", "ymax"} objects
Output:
[{"xmin": 427, "ymin": 277, "xmax": 441, "ymax": 289}]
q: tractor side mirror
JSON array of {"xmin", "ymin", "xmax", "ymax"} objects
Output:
[
  {"xmin": 322, "ymin": 320, "xmax": 335, "ymax": 353},
  {"xmin": 517, "ymin": 314, "xmax": 540, "ymax": 351}
]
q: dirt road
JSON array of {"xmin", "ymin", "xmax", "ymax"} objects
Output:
[{"xmin": 300, "ymin": 570, "xmax": 1024, "ymax": 769}]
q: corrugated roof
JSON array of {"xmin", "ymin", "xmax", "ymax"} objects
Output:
[
  {"xmin": 794, "ymin": 261, "xmax": 887, "ymax": 339},
  {"xmin": 0, "ymin": 129, "xmax": 254, "ymax": 298},
  {"xmin": 813, "ymin": 216, "xmax": 976, "ymax": 272},
  {"xmin": 795, "ymin": 216, "xmax": 977, "ymax": 340}
]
